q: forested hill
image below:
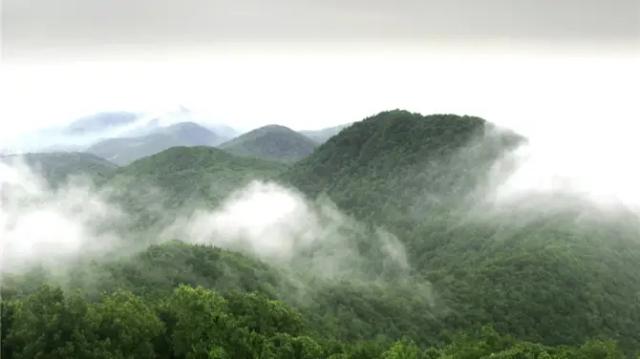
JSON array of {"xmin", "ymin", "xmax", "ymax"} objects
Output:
[
  {"xmin": 220, "ymin": 124, "xmax": 318, "ymax": 162},
  {"xmin": 103, "ymin": 146, "xmax": 286, "ymax": 229},
  {"xmin": 285, "ymin": 109, "xmax": 523, "ymax": 221},
  {"xmin": 285, "ymin": 110, "xmax": 640, "ymax": 352}
]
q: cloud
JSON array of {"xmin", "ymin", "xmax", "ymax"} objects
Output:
[
  {"xmin": 164, "ymin": 181, "xmax": 409, "ymax": 278},
  {"xmin": 0, "ymin": 161, "xmax": 124, "ymax": 273},
  {"xmin": 486, "ymin": 136, "xmax": 640, "ymax": 212}
]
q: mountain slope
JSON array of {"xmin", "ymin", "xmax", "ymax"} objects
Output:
[
  {"xmin": 300, "ymin": 123, "xmax": 351, "ymax": 144},
  {"xmin": 0, "ymin": 152, "xmax": 118, "ymax": 186},
  {"xmin": 284, "ymin": 109, "xmax": 640, "ymax": 351},
  {"xmin": 220, "ymin": 125, "xmax": 317, "ymax": 163},
  {"xmin": 105, "ymin": 146, "xmax": 286, "ymax": 229},
  {"xmin": 285, "ymin": 110, "xmax": 522, "ymax": 221},
  {"xmin": 87, "ymin": 122, "xmax": 225, "ymax": 165}
]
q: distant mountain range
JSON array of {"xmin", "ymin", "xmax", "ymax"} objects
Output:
[
  {"xmin": 8, "ymin": 107, "xmax": 352, "ymax": 166},
  {"xmin": 87, "ymin": 122, "xmax": 229, "ymax": 165},
  {"xmin": 219, "ymin": 125, "xmax": 318, "ymax": 163}
]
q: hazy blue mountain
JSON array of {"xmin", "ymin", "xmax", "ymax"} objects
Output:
[
  {"xmin": 220, "ymin": 124, "xmax": 317, "ymax": 162},
  {"xmin": 6, "ymin": 112, "xmax": 143, "ymax": 153},
  {"xmin": 300, "ymin": 123, "xmax": 352, "ymax": 144},
  {"xmin": 87, "ymin": 122, "xmax": 226, "ymax": 165}
]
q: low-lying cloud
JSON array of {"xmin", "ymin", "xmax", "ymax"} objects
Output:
[
  {"xmin": 0, "ymin": 161, "xmax": 124, "ymax": 273},
  {"xmin": 164, "ymin": 181, "xmax": 409, "ymax": 278},
  {"xmin": 1, "ymin": 158, "xmax": 410, "ymax": 282}
]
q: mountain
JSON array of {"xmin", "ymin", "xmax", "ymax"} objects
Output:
[
  {"xmin": 284, "ymin": 109, "xmax": 640, "ymax": 351},
  {"xmin": 87, "ymin": 122, "xmax": 226, "ymax": 165},
  {"xmin": 219, "ymin": 125, "xmax": 317, "ymax": 163},
  {"xmin": 300, "ymin": 123, "xmax": 351, "ymax": 144},
  {"xmin": 0, "ymin": 152, "xmax": 118, "ymax": 186},
  {"xmin": 286, "ymin": 110, "xmax": 522, "ymax": 220}
]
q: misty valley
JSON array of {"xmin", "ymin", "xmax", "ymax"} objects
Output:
[{"xmin": 2, "ymin": 110, "xmax": 640, "ymax": 359}]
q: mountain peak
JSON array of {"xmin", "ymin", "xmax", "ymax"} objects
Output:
[
  {"xmin": 285, "ymin": 110, "xmax": 523, "ymax": 215},
  {"xmin": 220, "ymin": 124, "xmax": 317, "ymax": 163}
]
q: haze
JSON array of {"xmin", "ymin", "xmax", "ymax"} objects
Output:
[{"xmin": 1, "ymin": 0, "xmax": 639, "ymax": 205}]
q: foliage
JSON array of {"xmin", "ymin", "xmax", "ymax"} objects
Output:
[
  {"xmin": 66, "ymin": 241, "xmax": 290, "ymax": 299},
  {"xmin": 2, "ymin": 285, "xmax": 630, "ymax": 359}
]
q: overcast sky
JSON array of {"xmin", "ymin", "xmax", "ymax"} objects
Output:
[
  {"xmin": 3, "ymin": 0, "xmax": 639, "ymax": 59},
  {"xmin": 1, "ymin": 0, "xmax": 640, "ymax": 204},
  {"xmin": 0, "ymin": 1, "xmax": 638, "ymax": 162},
  {"xmin": 1, "ymin": 0, "xmax": 638, "ymax": 128}
]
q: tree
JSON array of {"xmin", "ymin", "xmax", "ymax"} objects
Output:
[
  {"xmin": 5, "ymin": 286, "xmax": 98, "ymax": 358},
  {"xmin": 90, "ymin": 290, "xmax": 165, "ymax": 358},
  {"xmin": 163, "ymin": 285, "xmax": 232, "ymax": 358},
  {"xmin": 382, "ymin": 339, "xmax": 424, "ymax": 359}
]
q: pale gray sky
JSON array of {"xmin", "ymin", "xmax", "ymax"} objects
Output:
[
  {"xmin": 3, "ymin": 0, "xmax": 639, "ymax": 60},
  {"xmin": 1, "ymin": 0, "xmax": 640, "ymax": 204},
  {"xmin": 1, "ymin": 0, "xmax": 637, "ymax": 132}
]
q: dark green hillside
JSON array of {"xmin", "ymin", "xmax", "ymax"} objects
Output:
[
  {"xmin": 2, "ymin": 243, "xmax": 631, "ymax": 358},
  {"xmin": 285, "ymin": 110, "xmax": 522, "ymax": 223},
  {"xmin": 0, "ymin": 152, "xmax": 118, "ymax": 186},
  {"xmin": 220, "ymin": 125, "xmax": 318, "ymax": 162},
  {"xmin": 284, "ymin": 109, "xmax": 640, "ymax": 352},
  {"xmin": 75, "ymin": 241, "xmax": 292, "ymax": 299}
]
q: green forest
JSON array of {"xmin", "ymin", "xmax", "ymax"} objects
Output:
[{"xmin": 2, "ymin": 110, "xmax": 640, "ymax": 358}]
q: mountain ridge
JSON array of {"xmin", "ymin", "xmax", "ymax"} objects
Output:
[{"xmin": 87, "ymin": 121, "xmax": 227, "ymax": 165}]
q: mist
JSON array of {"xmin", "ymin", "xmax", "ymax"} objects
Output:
[
  {"xmin": 0, "ymin": 106, "xmax": 235, "ymax": 155},
  {"xmin": 164, "ymin": 181, "xmax": 410, "ymax": 279},
  {"xmin": 0, "ymin": 161, "xmax": 125, "ymax": 273},
  {"xmin": 0, "ymin": 154, "xmax": 410, "ymax": 285}
]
